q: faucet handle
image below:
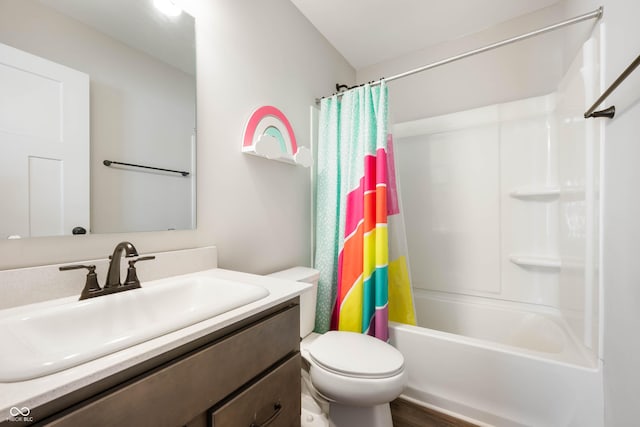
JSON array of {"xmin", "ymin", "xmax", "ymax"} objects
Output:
[
  {"xmin": 132, "ymin": 256, "xmax": 156, "ymax": 262},
  {"xmin": 124, "ymin": 256, "xmax": 155, "ymax": 288},
  {"xmin": 59, "ymin": 264, "xmax": 102, "ymax": 300}
]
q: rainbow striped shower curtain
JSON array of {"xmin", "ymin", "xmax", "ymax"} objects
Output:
[{"xmin": 314, "ymin": 82, "xmax": 415, "ymax": 341}]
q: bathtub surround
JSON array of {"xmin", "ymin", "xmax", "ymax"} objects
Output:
[
  {"xmin": 387, "ymin": 28, "xmax": 602, "ymax": 425},
  {"xmin": 394, "ymin": 89, "xmax": 599, "ymax": 350},
  {"xmin": 393, "ymin": 42, "xmax": 599, "ymax": 308}
]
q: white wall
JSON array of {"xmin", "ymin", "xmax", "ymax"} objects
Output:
[
  {"xmin": 562, "ymin": 0, "xmax": 640, "ymax": 423},
  {"xmin": 0, "ymin": 0, "xmax": 354, "ymax": 271},
  {"xmin": 597, "ymin": 0, "xmax": 640, "ymax": 425},
  {"xmin": 357, "ymin": 3, "xmax": 591, "ymax": 123},
  {"xmin": 0, "ymin": 0, "xmax": 196, "ymax": 233}
]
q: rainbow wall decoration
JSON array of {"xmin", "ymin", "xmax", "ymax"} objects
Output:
[{"xmin": 242, "ymin": 105, "xmax": 312, "ymax": 167}]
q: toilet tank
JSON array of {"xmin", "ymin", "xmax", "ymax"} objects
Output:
[{"xmin": 267, "ymin": 267, "xmax": 319, "ymax": 338}]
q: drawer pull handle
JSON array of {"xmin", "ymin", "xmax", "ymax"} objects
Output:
[{"xmin": 250, "ymin": 402, "xmax": 282, "ymax": 427}]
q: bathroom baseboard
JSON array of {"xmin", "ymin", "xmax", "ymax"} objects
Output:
[{"xmin": 390, "ymin": 398, "xmax": 480, "ymax": 427}]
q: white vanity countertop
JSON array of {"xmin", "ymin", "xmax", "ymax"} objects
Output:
[{"xmin": 0, "ymin": 268, "xmax": 311, "ymax": 422}]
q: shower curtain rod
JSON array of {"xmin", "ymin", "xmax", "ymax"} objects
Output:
[{"xmin": 316, "ymin": 6, "xmax": 603, "ymax": 103}]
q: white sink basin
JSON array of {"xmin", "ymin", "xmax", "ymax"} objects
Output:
[{"xmin": 0, "ymin": 276, "xmax": 269, "ymax": 382}]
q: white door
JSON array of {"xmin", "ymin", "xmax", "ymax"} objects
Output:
[{"xmin": 0, "ymin": 42, "xmax": 89, "ymax": 238}]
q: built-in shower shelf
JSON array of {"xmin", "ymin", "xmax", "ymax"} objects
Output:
[
  {"xmin": 509, "ymin": 255, "xmax": 561, "ymax": 269},
  {"xmin": 509, "ymin": 187, "xmax": 560, "ymax": 199}
]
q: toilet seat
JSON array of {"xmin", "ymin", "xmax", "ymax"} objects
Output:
[
  {"xmin": 307, "ymin": 358, "xmax": 407, "ymax": 407},
  {"xmin": 307, "ymin": 331, "xmax": 404, "ymax": 379},
  {"xmin": 305, "ymin": 331, "xmax": 407, "ymax": 407}
]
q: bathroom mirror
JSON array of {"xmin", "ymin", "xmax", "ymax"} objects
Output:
[{"xmin": 0, "ymin": 0, "xmax": 196, "ymax": 238}]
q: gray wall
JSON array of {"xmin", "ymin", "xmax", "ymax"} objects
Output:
[{"xmin": 0, "ymin": 0, "xmax": 354, "ymax": 271}]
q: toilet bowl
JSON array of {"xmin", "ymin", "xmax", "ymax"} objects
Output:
[{"xmin": 268, "ymin": 267, "xmax": 407, "ymax": 427}]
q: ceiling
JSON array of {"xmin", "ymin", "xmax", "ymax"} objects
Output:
[{"xmin": 290, "ymin": 0, "xmax": 562, "ymax": 69}]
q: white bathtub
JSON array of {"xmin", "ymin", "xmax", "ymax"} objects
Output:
[{"xmin": 389, "ymin": 289, "xmax": 603, "ymax": 426}]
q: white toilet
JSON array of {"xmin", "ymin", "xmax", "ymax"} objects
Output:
[{"xmin": 268, "ymin": 267, "xmax": 407, "ymax": 427}]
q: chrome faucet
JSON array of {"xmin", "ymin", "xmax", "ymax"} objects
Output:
[
  {"xmin": 59, "ymin": 241, "xmax": 155, "ymax": 300},
  {"xmin": 104, "ymin": 241, "xmax": 139, "ymax": 288}
]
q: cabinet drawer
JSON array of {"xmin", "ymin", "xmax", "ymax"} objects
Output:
[
  {"xmin": 210, "ymin": 354, "xmax": 301, "ymax": 427},
  {"xmin": 44, "ymin": 304, "xmax": 300, "ymax": 427}
]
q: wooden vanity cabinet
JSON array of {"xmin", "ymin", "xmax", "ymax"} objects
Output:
[
  {"xmin": 40, "ymin": 301, "xmax": 301, "ymax": 427},
  {"xmin": 208, "ymin": 354, "xmax": 300, "ymax": 426}
]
